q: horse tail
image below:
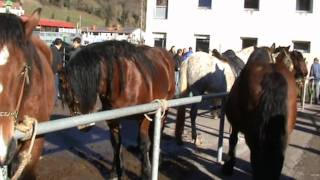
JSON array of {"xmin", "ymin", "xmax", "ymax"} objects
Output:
[
  {"xmin": 178, "ymin": 60, "xmax": 189, "ymax": 97},
  {"xmin": 256, "ymin": 69, "xmax": 288, "ymax": 178}
]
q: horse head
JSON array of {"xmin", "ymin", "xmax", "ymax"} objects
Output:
[
  {"xmin": 290, "ymin": 50, "xmax": 308, "ymax": 80},
  {"xmin": 275, "ymin": 46, "xmax": 308, "ymax": 80},
  {"xmin": 275, "ymin": 46, "xmax": 293, "ymax": 70},
  {"xmin": 0, "ymin": 9, "xmax": 41, "ymax": 165}
]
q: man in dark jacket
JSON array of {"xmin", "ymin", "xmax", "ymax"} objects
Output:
[
  {"xmin": 50, "ymin": 38, "xmax": 63, "ymax": 101},
  {"xmin": 69, "ymin": 37, "xmax": 82, "ymax": 60}
]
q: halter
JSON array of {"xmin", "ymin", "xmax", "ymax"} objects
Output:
[{"xmin": 0, "ymin": 63, "xmax": 30, "ymax": 124}]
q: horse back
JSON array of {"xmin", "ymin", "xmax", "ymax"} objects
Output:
[{"xmin": 102, "ymin": 45, "xmax": 175, "ymax": 108}]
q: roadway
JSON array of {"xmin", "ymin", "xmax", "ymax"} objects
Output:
[{"xmin": 34, "ymin": 100, "xmax": 320, "ymax": 180}]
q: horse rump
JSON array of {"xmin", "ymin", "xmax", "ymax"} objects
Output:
[{"xmin": 253, "ymin": 69, "xmax": 288, "ymax": 180}]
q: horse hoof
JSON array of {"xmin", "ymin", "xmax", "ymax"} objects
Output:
[{"xmin": 222, "ymin": 161, "xmax": 234, "ymax": 175}]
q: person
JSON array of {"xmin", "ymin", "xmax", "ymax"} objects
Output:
[
  {"xmin": 69, "ymin": 37, "xmax": 82, "ymax": 59},
  {"xmin": 173, "ymin": 49, "xmax": 183, "ymax": 96},
  {"xmin": 310, "ymin": 57, "xmax": 320, "ymax": 104},
  {"xmin": 168, "ymin": 45, "xmax": 176, "ymax": 57},
  {"xmin": 173, "ymin": 48, "xmax": 183, "ymax": 71},
  {"xmin": 181, "ymin": 46, "xmax": 193, "ymax": 61},
  {"xmin": 50, "ymin": 38, "xmax": 63, "ymax": 100}
]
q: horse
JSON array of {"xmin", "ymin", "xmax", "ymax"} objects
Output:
[
  {"xmin": 212, "ymin": 49, "xmax": 245, "ymax": 77},
  {"xmin": 275, "ymin": 46, "xmax": 308, "ymax": 103},
  {"xmin": 235, "ymin": 46, "xmax": 255, "ymax": 64},
  {"xmin": 222, "ymin": 45, "xmax": 297, "ymax": 180},
  {"xmin": 60, "ymin": 40, "xmax": 175, "ymax": 179},
  {"xmin": 175, "ymin": 51, "xmax": 236, "ymax": 145},
  {"xmin": 0, "ymin": 9, "xmax": 55, "ymax": 179}
]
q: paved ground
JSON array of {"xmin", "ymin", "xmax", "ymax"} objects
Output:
[{"xmin": 34, "ymin": 100, "xmax": 320, "ymax": 180}]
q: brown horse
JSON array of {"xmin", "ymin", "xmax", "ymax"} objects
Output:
[
  {"xmin": 275, "ymin": 46, "xmax": 308, "ymax": 103},
  {"xmin": 223, "ymin": 45, "xmax": 297, "ymax": 180},
  {"xmin": 0, "ymin": 9, "xmax": 55, "ymax": 179},
  {"xmin": 60, "ymin": 40, "xmax": 175, "ymax": 179}
]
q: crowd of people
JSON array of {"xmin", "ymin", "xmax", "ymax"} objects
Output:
[{"xmin": 168, "ymin": 45, "xmax": 194, "ymax": 95}]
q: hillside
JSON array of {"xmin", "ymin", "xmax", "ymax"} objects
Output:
[{"xmin": 22, "ymin": 0, "xmax": 144, "ymax": 28}]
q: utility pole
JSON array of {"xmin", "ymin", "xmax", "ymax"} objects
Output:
[{"xmin": 140, "ymin": 0, "xmax": 145, "ymax": 44}]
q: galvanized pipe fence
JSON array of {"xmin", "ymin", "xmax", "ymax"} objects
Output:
[{"xmin": 14, "ymin": 92, "xmax": 228, "ymax": 180}]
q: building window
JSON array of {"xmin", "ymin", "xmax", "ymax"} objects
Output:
[
  {"xmin": 244, "ymin": 0, "xmax": 259, "ymax": 10},
  {"xmin": 195, "ymin": 35, "xmax": 210, "ymax": 53},
  {"xmin": 296, "ymin": 0, "xmax": 313, "ymax": 12},
  {"xmin": 155, "ymin": 0, "xmax": 168, "ymax": 19},
  {"xmin": 198, "ymin": 0, "xmax": 212, "ymax": 9},
  {"xmin": 293, "ymin": 41, "xmax": 310, "ymax": 53},
  {"xmin": 153, "ymin": 33, "xmax": 166, "ymax": 48},
  {"xmin": 241, "ymin": 37, "xmax": 257, "ymax": 49}
]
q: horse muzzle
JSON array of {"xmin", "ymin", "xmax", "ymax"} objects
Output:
[{"xmin": 0, "ymin": 138, "xmax": 17, "ymax": 166}]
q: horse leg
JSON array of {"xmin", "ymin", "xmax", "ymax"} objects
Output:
[
  {"xmin": 139, "ymin": 119, "xmax": 152, "ymax": 180},
  {"xmin": 11, "ymin": 137, "xmax": 44, "ymax": 180},
  {"xmin": 175, "ymin": 105, "xmax": 186, "ymax": 145},
  {"xmin": 107, "ymin": 120, "xmax": 125, "ymax": 179},
  {"xmin": 222, "ymin": 128, "xmax": 239, "ymax": 175},
  {"xmin": 190, "ymin": 103, "xmax": 199, "ymax": 145}
]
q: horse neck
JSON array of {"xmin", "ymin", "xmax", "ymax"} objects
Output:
[{"xmin": 276, "ymin": 52, "xmax": 294, "ymax": 72}]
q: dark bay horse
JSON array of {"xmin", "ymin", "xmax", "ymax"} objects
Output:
[
  {"xmin": 60, "ymin": 40, "xmax": 175, "ymax": 179},
  {"xmin": 223, "ymin": 45, "xmax": 297, "ymax": 180},
  {"xmin": 0, "ymin": 9, "xmax": 55, "ymax": 179}
]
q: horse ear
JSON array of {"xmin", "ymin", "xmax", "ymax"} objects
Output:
[
  {"xmin": 286, "ymin": 46, "xmax": 290, "ymax": 51},
  {"xmin": 25, "ymin": 8, "xmax": 41, "ymax": 38},
  {"xmin": 271, "ymin": 43, "xmax": 276, "ymax": 51}
]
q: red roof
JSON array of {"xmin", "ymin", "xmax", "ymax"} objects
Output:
[{"xmin": 21, "ymin": 15, "xmax": 75, "ymax": 28}]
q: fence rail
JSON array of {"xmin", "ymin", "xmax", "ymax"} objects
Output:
[{"xmin": 14, "ymin": 92, "xmax": 228, "ymax": 180}]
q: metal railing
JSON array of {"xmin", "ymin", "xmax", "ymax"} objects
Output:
[{"xmin": 14, "ymin": 92, "xmax": 228, "ymax": 180}]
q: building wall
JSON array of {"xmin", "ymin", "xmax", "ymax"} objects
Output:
[{"xmin": 145, "ymin": 0, "xmax": 320, "ymax": 60}]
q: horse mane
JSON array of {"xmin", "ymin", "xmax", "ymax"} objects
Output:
[
  {"xmin": 223, "ymin": 50, "xmax": 245, "ymax": 76},
  {"xmin": 290, "ymin": 50, "xmax": 303, "ymax": 62},
  {"xmin": 0, "ymin": 13, "xmax": 43, "ymax": 89},
  {"xmin": 66, "ymin": 40, "xmax": 156, "ymax": 113},
  {"xmin": 247, "ymin": 47, "xmax": 273, "ymax": 65}
]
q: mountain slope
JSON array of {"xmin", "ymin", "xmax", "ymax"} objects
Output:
[{"xmin": 23, "ymin": 0, "xmax": 143, "ymax": 28}]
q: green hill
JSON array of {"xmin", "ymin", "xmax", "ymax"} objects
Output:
[
  {"xmin": 22, "ymin": 0, "xmax": 142, "ymax": 28},
  {"xmin": 23, "ymin": 0, "xmax": 104, "ymax": 27}
]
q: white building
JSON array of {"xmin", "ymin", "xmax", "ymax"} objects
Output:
[
  {"xmin": 145, "ymin": 0, "xmax": 320, "ymax": 60},
  {"xmin": 81, "ymin": 27, "xmax": 144, "ymax": 45}
]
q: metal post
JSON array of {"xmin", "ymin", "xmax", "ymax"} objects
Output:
[
  {"xmin": 302, "ymin": 79, "xmax": 307, "ymax": 110},
  {"xmin": 217, "ymin": 98, "xmax": 226, "ymax": 163},
  {"xmin": 151, "ymin": 108, "xmax": 162, "ymax": 180},
  {"xmin": 311, "ymin": 79, "xmax": 314, "ymax": 105}
]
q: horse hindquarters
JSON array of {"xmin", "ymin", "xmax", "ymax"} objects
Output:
[{"xmin": 250, "ymin": 71, "xmax": 288, "ymax": 180}]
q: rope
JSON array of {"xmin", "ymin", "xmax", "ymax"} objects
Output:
[
  {"xmin": 144, "ymin": 99, "xmax": 168, "ymax": 121},
  {"xmin": 12, "ymin": 116, "xmax": 38, "ymax": 180}
]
